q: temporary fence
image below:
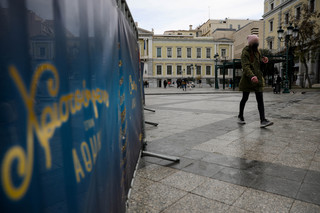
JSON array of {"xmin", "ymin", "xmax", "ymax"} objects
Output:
[{"xmin": 0, "ymin": 0, "xmax": 143, "ymax": 212}]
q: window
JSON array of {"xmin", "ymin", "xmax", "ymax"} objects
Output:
[
  {"xmin": 39, "ymin": 47, "xmax": 46, "ymax": 57},
  {"xmin": 157, "ymin": 47, "xmax": 161, "ymax": 58},
  {"xmin": 187, "ymin": 48, "xmax": 192, "ymax": 58},
  {"xmin": 270, "ymin": 2, "xmax": 274, "ymax": 10},
  {"xmin": 221, "ymin": 49, "xmax": 226, "ymax": 57},
  {"xmin": 187, "ymin": 66, "xmax": 192, "ymax": 75},
  {"xmin": 296, "ymin": 7, "xmax": 301, "ymax": 20},
  {"xmin": 167, "ymin": 65, "xmax": 172, "ymax": 75},
  {"xmin": 206, "ymin": 48, "xmax": 211, "ymax": 58},
  {"xmin": 167, "ymin": 47, "xmax": 172, "ymax": 58},
  {"xmin": 177, "ymin": 48, "xmax": 182, "ymax": 58},
  {"xmin": 269, "ymin": 41, "xmax": 273, "ymax": 50},
  {"xmin": 285, "ymin": 13, "xmax": 289, "ymax": 25},
  {"xmin": 206, "ymin": 66, "xmax": 211, "ymax": 75},
  {"xmin": 197, "ymin": 48, "xmax": 201, "ymax": 58},
  {"xmin": 310, "ymin": 0, "xmax": 315, "ymax": 12},
  {"xmin": 238, "ymin": 24, "xmax": 241, "ymax": 30},
  {"xmin": 230, "ymin": 24, "xmax": 233, "ymax": 29},
  {"xmin": 269, "ymin": 21, "xmax": 273, "ymax": 32},
  {"xmin": 177, "ymin": 65, "xmax": 182, "ymax": 75},
  {"xmin": 196, "ymin": 66, "xmax": 201, "ymax": 75},
  {"xmin": 156, "ymin": 65, "xmax": 162, "ymax": 75}
]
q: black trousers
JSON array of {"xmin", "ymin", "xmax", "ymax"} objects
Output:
[{"xmin": 239, "ymin": 92, "xmax": 265, "ymax": 122}]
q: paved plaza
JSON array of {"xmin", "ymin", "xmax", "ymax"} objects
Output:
[{"xmin": 128, "ymin": 88, "xmax": 320, "ymax": 213}]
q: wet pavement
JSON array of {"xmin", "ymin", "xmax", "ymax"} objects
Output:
[{"xmin": 128, "ymin": 89, "xmax": 320, "ymax": 212}]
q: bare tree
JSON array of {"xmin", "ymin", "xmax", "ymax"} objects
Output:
[{"xmin": 289, "ymin": 3, "xmax": 320, "ymax": 88}]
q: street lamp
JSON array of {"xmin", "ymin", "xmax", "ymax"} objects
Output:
[
  {"xmin": 277, "ymin": 23, "xmax": 299, "ymax": 93},
  {"xmin": 293, "ymin": 27, "xmax": 299, "ymax": 38},
  {"xmin": 214, "ymin": 53, "xmax": 219, "ymax": 89},
  {"xmin": 277, "ymin": 26, "xmax": 284, "ymax": 40},
  {"xmin": 287, "ymin": 24, "xmax": 294, "ymax": 36}
]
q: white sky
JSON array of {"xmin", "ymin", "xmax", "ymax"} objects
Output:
[{"xmin": 126, "ymin": 0, "xmax": 265, "ymax": 34}]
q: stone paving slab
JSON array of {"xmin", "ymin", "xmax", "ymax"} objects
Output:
[
  {"xmin": 128, "ymin": 91, "xmax": 320, "ymax": 212},
  {"xmin": 290, "ymin": 200, "xmax": 320, "ymax": 213},
  {"xmin": 232, "ymin": 188, "xmax": 294, "ymax": 213},
  {"xmin": 129, "ymin": 182, "xmax": 188, "ymax": 212},
  {"xmin": 160, "ymin": 170, "xmax": 208, "ymax": 192},
  {"xmin": 192, "ymin": 178, "xmax": 247, "ymax": 205},
  {"xmin": 163, "ymin": 194, "xmax": 231, "ymax": 213}
]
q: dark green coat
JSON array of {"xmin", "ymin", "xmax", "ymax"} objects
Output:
[{"xmin": 239, "ymin": 46, "xmax": 265, "ymax": 92}]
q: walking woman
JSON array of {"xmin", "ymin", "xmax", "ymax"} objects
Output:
[{"xmin": 238, "ymin": 35, "xmax": 273, "ymax": 128}]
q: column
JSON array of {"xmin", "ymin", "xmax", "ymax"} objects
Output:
[
  {"xmin": 144, "ymin": 39, "xmax": 147, "ymax": 57},
  {"xmin": 231, "ymin": 44, "xmax": 234, "ymax": 59},
  {"xmin": 148, "ymin": 37, "xmax": 152, "ymax": 59}
]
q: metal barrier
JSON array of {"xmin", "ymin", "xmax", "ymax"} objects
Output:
[{"xmin": 0, "ymin": 0, "xmax": 142, "ymax": 212}]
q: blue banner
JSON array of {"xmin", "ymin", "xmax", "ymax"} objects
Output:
[{"xmin": 0, "ymin": 0, "xmax": 143, "ymax": 212}]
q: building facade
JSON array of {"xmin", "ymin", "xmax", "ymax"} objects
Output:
[
  {"xmin": 138, "ymin": 1, "xmax": 320, "ymax": 88},
  {"xmin": 164, "ymin": 25, "xmax": 201, "ymax": 37},
  {"xmin": 263, "ymin": 0, "xmax": 320, "ymax": 86},
  {"xmin": 234, "ymin": 20, "xmax": 264, "ymax": 59},
  {"xmin": 137, "ymin": 27, "xmax": 154, "ymax": 86},
  {"xmin": 138, "ymin": 28, "xmax": 234, "ymax": 87},
  {"xmin": 198, "ymin": 18, "xmax": 256, "ymax": 37}
]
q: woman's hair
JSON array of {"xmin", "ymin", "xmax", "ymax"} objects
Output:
[{"xmin": 248, "ymin": 45, "xmax": 260, "ymax": 63}]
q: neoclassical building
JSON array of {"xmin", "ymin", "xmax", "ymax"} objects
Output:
[
  {"xmin": 198, "ymin": 18, "xmax": 256, "ymax": 37},
  {"xmin": 138, "ymin": 27, "xmax": 234, "ymax": 88},
  {"xmin": 262, "ymin": 0, "xmax": 320, "ymax": 86},
  {"xmin": 138, "ymin": 0, "xmax": 320, "ymax": 88}
]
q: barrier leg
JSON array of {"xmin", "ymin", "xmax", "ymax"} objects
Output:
[
  {"xmin": 145, "ymin": 121, "xmax": 158, "ymax": 126},
  {"xmin": 142, "ymin": 151, "xmax": 180, "ymax": 162},
  {"xmin": 144, "ymin": 108, "xmax": 156, "ymax": 112},
  {"xmin": 140, "ymin": 84, "xmax": 179, "ymax": 162}
]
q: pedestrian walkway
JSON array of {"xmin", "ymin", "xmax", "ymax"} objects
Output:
[
  {"xmin": 143, "ymin": 86, "xmax": 318, "ymax": 95},
  {"xmin": 144, "ymin": 86, "xmax": 240, "ymax": 95},
  {"xmin": 128, "ymin": 91, "xmax": 320, "ymax": 212}
]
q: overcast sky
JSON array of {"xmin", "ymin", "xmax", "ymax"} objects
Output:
[{"xmin": 126, "ymin": 0, "xmax": 265, "ymax": 34}]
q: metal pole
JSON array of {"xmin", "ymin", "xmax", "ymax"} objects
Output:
[
  {"xmin": 233, "ymin": 60, "xmax": 236, "ymax": 91},
  {"xmin": 215, "ymin": 60, "xmax": 219, "ymax": 89},
  {"xmin": 283, "ymin": 37, "xmax": 290, "ymax": 93},
  {"xmin": 289, "ymin": 55, "xmax": 293, "ymax": 89},
  {"xmin": 223, "ymin": 62, "xmax": 226, "ymax": 90},
  {"xmin": 145, "ymin": 121, "xmax": 159, "ymax": 126},
  {"xmin": 142, "ymin": 151, "xmax": 180, "ymax": 162},
  {"xmin": 144, "ymin": 108, "xmax": 155, "ymax": 112}
]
